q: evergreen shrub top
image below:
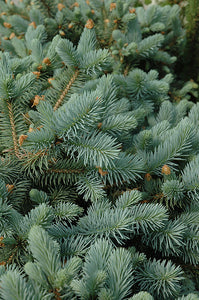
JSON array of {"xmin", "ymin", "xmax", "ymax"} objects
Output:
[{"xmin": 0, "ymin": 0, "xmax": 199, "ymax": 299}]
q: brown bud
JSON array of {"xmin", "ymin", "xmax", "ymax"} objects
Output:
[
  {"xmin": 104, "ymin": 19, "xmax": 110, "ymax": 24},
  {"xmin": 60, "ymin": 30, "xmax": 65, "ymax": 36},
  {"xmin": 32, "ymin": 95, "xmax": 44, "ymax": 107},
  {"xmin": 32, "ymin": 95, "xmax": 40, "ymax": 107},
  {"xmin": 129, "ymin": 8, "xmax": 136, "ymax": 13},
  {"xmin": 9, "ymin": 32, "xmax": 15, "ymax": 39},
  {"xmin": 48, "ymin": 78, "xmax": 55, "ymax": 84},
  {"xmin": 161, "ymin": 31, "xmax": 165, "ymax": 35},
  {"xmin": 97, "ymin": 122, "xmax": 102, "ymax": 129},
  {"xmin": 0, "ymin": 236, "xmax": 5, "ymax": 247},
  {"xmin": 74, "ymin": 2, "xmax": 79, "ymax": 7},
  {"xmin": 42, "ymin": 57, "xmax": 51, "ymax": 66},
  {"xmin": 85, "ymin": 19, "xmax": 94, "ymax": 29},
  {"xmin": 3, "ymin": 37, "xmax": 9, "ymax": 40},
  {"xmin": 68, "ymin": 23, "xmax": 73, "ymax": 29},
  {"xmin": 19, "ymin": 135, "xmax": 28, "ymax": 146},
  {"xmin": 86, "ymin": 0, "xmax": 90, "ymax": 4},
  {"xmin": 161, "ymin": 164, "xmax": 171, "ymax": 175},
  {"xmin": 3, "ymin": 22, "xmax": 12, "ymax": 28},
  {"xmin": 145, "ymin": 173, "xmax": 152, "ymax": 181},
  {"xmin": 6, "ymin": 184, "xmax": 14, "ymax": 192},
  {"xmin": 32, "ymin": 71, "xmax": 40, "ymax": 79},
  {"xmin": 91, "ymin": 9, "xmax": 95, "ymax": 14},
  {"xmin": 110, "ymin": 3, "xmax": 116, "ymax": 11},
  {"xmin": 154, "ymin": 193, "xmax": 164, "ymax": 200},
  {"xmin": 28, "ymin": 127, "xmax": 34, "ymax": 133},
  {"xmin": 114, "ymin": 19, "xmax": 118, "ymax": 23},
  {"xmin": 57, "ymin": 3, "xmax": 65, "ymax": 11},
  {"xmin": 96, "ymin": 166, "xmax": 108, "ymax": 176},
  {"xmin": 141, "ymin": 200, "xmax": 150, "ymax": 204},
  {"xmin": 0, "ymin": 12, "xmax": 7, "ymax": 16},
  {"xmin": 36, "ymin": 125, "xmax": 43, "ymax": 131},
  {"xmin": 29, "ymin": 21, "xmax": 36, "ymax": 29},
  {"xmin": 37, "ymin": 64, "xmax": 43, "ymax": 71}
]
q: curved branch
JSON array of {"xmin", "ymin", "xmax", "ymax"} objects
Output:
[
  {"xmin": 7, "ymin": 101, "xmax": 19, "ymax": 157},
  {"xmin": 53, "ymin": 69, "xmax": 79, "ymax": 111}
]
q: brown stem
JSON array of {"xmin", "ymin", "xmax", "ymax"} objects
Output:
[
  {"xmin": 7, "ymin": 101, "xmax": 19, "ymax": 157},
  {"xmin": 4, "ymin": 244, "xmax": 18, "ymax": 267},
  {"xmin": 40, "ymin": 0, "xmax": 53, "ymax": 17},
  {"xmin": 124, "ymin": 64, "xmax": 130, "ymax": 76},
  {"xmin": 53, "ymin": 69, "xmax": 79, "ymax": 111}
]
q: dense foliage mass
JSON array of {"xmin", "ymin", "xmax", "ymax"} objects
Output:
[{"xmin": 0, "ymin": 0, "xmax": 199, "ymax": 299}]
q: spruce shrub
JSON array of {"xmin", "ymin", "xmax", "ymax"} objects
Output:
[{"xmin": 0, "ymin": 0, "xmax": 198, "ymax": 299}]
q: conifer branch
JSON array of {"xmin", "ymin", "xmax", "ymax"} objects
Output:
[
  {"xmin": 7, "ymin": 100, "xmax": 19, "ymax": 157},
  {"xmin": 124, "ymin": 65, "xmax": 130, "ymax": 77},
  {"xmin": 0, "ymin": 2, "xmax": 198, "ymax": 298},
  {"xmin": 53, "ymin": 69, "xmax": 79, "ymax": 111},
  {"xmin": 47, "ymin": 168, "xmax": 84, "ymax": 174},
  {"xmin": 6, "ymin": 244, "xmax": 18, "ymax": 265},
  {"xmin": 39, "ymin": 0, "xmax": 53, "ymax": 18}
]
